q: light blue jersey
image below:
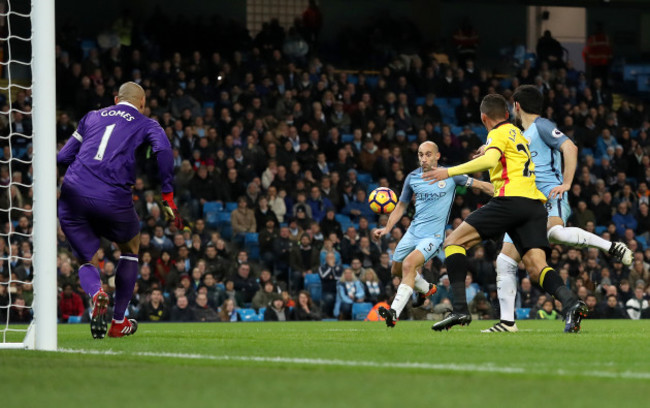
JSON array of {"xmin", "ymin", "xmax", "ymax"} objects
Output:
[
  {"xmin": 525, "ymin": 117, "xmax": 569, "ymax": 192},
  {"xmin": 504, "ymin": 118, "xmax": 571, "ymax": 246},
  {"xmin": 393, "ymin": 168, "xmax": 472, "ymax": 263}
]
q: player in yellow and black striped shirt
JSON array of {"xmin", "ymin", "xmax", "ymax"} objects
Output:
[{"xmin": 422, "ymin": 94, "xmax": 587, "ymax": 333}]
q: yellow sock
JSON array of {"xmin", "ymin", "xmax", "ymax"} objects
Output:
[
  {"xmin": 539, "ymin": 267, "xmax": 553, "ymax": 287},
  {"xmin": 444, "ymin": 245, "xmax": 466, "ymax": 257}
]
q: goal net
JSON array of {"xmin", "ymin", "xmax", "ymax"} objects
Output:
[{"xmin": 0, "ymin": 0, "xmax": 57, "ymax": 350}]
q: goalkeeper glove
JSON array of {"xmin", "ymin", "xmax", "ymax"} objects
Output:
[{"xmin": 161, "ymin": 192, "xmax": 184, "ymax": 230}]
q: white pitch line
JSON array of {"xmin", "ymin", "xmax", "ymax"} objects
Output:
[{"xmin": 56, "ymin": 348, "xmax": 650, "ymax": 380}]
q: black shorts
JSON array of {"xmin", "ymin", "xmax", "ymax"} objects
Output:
[{"xmin": 464, "ymin": 196, "xmax": 549, "ymax": 256}]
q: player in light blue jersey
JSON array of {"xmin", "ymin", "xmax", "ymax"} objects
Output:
[
  {"xmin": 482, "ymin": 85, "xmax": 633, "ymax": 333},
  {"xmin": 374, "ymin": 141, "xmax": 493, "ymax": 327}
]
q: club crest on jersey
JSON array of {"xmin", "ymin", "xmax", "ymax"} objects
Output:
[
  {"xmin": 437, "ymin": 180, "xmax": 446, "ymax": 188},
  {"xmin": 552, "ymin": 128, "xmax": 564, "ymax": 138}
]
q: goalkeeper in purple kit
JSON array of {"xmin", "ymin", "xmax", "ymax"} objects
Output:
[{"xmin": 57, "ymin": 82, "xmax": 182, "ymax": 339}]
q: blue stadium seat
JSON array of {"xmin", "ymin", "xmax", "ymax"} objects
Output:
[
  {"xmin": 500, "ymin": 79, "xmax": 513, "ymax": 90},
  {"xmin": 516, "ymin": 308, "xmax": 531, "ymax": 320},
  {"xmin": 247, "ymin": 245, "xmax": 260, "ymax": 260},
  {"xmin": 239, "ymin": 308, "xmax": 258, "ymax": 322},
  {"xmin": 352, "ymin": 302, "xmax": 373, "ymax": 321},
  {"xmin": 215, "ymin": 212, "xmax": 231, "ymax": 226},
  {"xmin": 365, "ymin": 76, "xmax": 379, "ymax": 88},
  {"xmin": 357, "ymin": 172, "xmax": 372, "ymax": 184},
  {"xmin": 347, "ymin": 74, "xmax": 359, "ymax": 85},
  {"xmin": 472, "ymin": 126, "xmax": 488, "ymax": 142},
  {"xmin": 203, "ymin": 201, "xmax": 223, "ymax": 215},
  {"xmin": 68, "ymin": 316, "xmax": 82, "ymax": 324},
  {"xmin": 368, "ymin": 223, "xmax": 377, "ymax": 230},
  {"xmin": 595, "ymin": 225, "xmax": 607, "ymax": 235},
  {"xmin": 448, "ymin": 98, "xmax": 462, "ymax": 108},
  {"xmin": 407, "ymin": 134, "xmax": 417, "ymax": 142},
  {"xmin": 341, "ymin": 133, "xmax": 354, "ymax": 143},
  {"xmin": 434, "ymin": 98, "xmax": 448, "ymax": 108},
  {"xmin": 450, "ymin": 125, "xmax": 463, "ymax": 135},
  {"xmin": 636, "ymin": 235, "xmax": 647, "ymax": 250},
  {"xmin": 225, "ymin": 202, "xmax": 238, "ymax": 212},
  {"xmin": 415, "ymin": 96, "xmax": 426, "ymax": 106},
  {"xmin": 245, "ymin": 233, "xmax": 259, "ymax": 244},
  {"xmin": 335, "ymin": 214, "xmax": 352, "ymax": 225},
  {"xmin": 366, "ymin": 183, "xmax": 379, "ymax": 195},
  {"xmin": 304, "ymin": 273, "xmax": 322, "ymax": 303},
  {"xmin": 202, "ymin": 101, "xmax": 215, "ymax": 110},
  {"xmin": 220, "ymin": 225, "xmax": 232, "ymax": 240}
]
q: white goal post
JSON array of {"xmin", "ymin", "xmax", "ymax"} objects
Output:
[{"xmin": 0, "ymin": 0, "xmax": 57, "ymax": 350}]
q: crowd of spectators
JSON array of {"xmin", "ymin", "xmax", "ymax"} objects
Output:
[{"xmin": 1, "ymin": 11, "xmax": 650, "ymax": 325}]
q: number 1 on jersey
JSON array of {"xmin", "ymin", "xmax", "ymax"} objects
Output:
[{"xmin": 94, "ymin": 124, "xmax": 115, "ymax": 161}]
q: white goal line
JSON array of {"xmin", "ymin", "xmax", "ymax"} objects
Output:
[{"xmin": 57, "ymin": 348, "xmax": 650, "ymax": 380}]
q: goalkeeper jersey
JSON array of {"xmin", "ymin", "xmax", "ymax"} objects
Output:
[
  {"xmin": 58, "ymin": 102, "xmax": 174, "ymax": 205},
  {"xmin": 484, "ymin": 121, "xmax": 547, "ymax": 202}
]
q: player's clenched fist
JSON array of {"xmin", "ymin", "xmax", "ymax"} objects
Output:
[{"xmin": 373, "ymin": 227, "xmax": 388, "ymax": 239}]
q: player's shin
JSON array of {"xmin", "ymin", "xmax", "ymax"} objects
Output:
[
  {"xmin": 113, "ymin": 253, "xmax": 139, "ymax": 322},
  {"xmin": 78, "ymin": 263, "xmax": 102, "ymax": 297},
  {"xmin": 547, "ymin": 225, "xmax": 612, "ymax": 252},
  {"xmin": 444, "ymin": 245, "xmax": 470, "ymax": 314},
  {"xmin": 538, "ymin": 266, "xmax": 578, "ymax": 314},
  {"xmin": 414, "ymin": 272, "xmax": 431, "ymax": 294},
  {"xmin": 496, "ymin": 253, "xmax": 518, "ymax": 324}
]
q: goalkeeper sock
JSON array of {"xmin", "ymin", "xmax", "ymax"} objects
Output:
[
  {"xmin": 113, "ymin": 253, "xmax": 139, "ymax": 321},
  {"xmin": 538, "ymin": 266, "xmax": 578, "ymax": 312},
  {"xmin": 413, "ymin": 273, "xmax": 430, "ymax": 294},
  {"xmin": 445, "ymin": 245, "xmax": 470, "ymax": 314},
  {"xmin": 390, "ymin": 284, "xmax": 413, "ymax": 316},
  {"xmin": 79, "ymin": 263, "xmax": 101, "ymax": 298}
]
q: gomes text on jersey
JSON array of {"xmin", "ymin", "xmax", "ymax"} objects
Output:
[
  {"xmin": 399, "ymin": 168, "xmax": 472, "ymax": 238},
  {"xmin": 63, "ymin": 102, "xmax": 173, "ymax": 204}
]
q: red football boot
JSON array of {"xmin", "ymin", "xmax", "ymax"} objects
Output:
[{"xmin": 108, "ymin": 318, "xmax": 138, "ymax": 338}]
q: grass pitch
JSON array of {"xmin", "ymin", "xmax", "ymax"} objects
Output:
[{"xmin": 1, "ymin": 320, "xmax": 649, "ymax": 408}]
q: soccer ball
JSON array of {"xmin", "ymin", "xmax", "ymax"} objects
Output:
[{"xmin": 368, "ymin": 187, "xmax": 398, "ymax": 214}]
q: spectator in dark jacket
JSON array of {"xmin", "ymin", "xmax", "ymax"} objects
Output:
[
  {"xmin": 170, "ymin": 295, "xmax": 194, "ymax": 322},
  {"xmin": 263, "ymin": 294, "xmax": 292, "ymax": 321},
  {"xmin": 192, "ymin": 292, "xmax": 220, "ymax": 322},
  {"xmin": 292, "ymin": 290, "xmax": 321, "ymax": 321},
  {"xmin": 233, "ymin": 263, "xmax": 259, "ymax": 304}
]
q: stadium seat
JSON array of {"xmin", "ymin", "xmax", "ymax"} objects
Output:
[
  {"xmin": 434, "ymin": 98, "xmax": 448, "ymax": 108},
  {"xmin": 203, "ymin": 201, "xmax": 223, "ymax": 214},
  {"xmin": 516, "ymin": 308, "xmax": 531, "ymax": 320},
  {"xmin": 341, "ymin": 133, "xmax": 354, "ymax": 143},
  {"xmin": 595, "ymin": 225, "xmax": 607, "ymax": 235},
  {"xmin": 202, "ymin": 101, "xmax": 215, "ymax": 110},
  {"xmin": 239, "ymin": 308, "xmax": 258, "ymax": 322},
  {"xmin": 415, "ymin": 96, "xmax": 426, "ymax": 106},
  {"xmin": 448, "ymin": 98, "xmax": 461, "ymax": 108},
  {"xmin": 407, "ymin": 134, "xmax": 417, "ymax": 142},
  {"xmin": 450, "ymin": 125, "xmax": 463, "ymax": 135},
  {"xmin": 335, "ymin": 214, "xmax": 352, "ymax": 227},
  {"xmin": 304, "ymin": 273, "xmax": 322, "ymax": 303},
  {"xmin": 357, "ymin": 172, "xmax": 372, "ymax": 184},
  {"xmin": 352, "ymin": 302, "xmax": 373, "ymax": 321},
  {"xmin": 636, "ymin": 235, "xmax": 647, "ymax": 250},
  {"xmin": 247, "ymin": 245, "xmax": 260, "ymax": 260},
  {"xmin": 245, "ymin": 232, "xmax": 259, "ymax": 244},
  {"xmin": 220, "ymin": 225, "xmax": 232, "ymax": 240},
  {"xmin": 257, "ymin": 307, "xmax": 266, "ymax": 319},
  {"xmin": 225, "ymin": 202, "xmax": 238, "ymax": 212},
  {"xmin": 366, "ymin": 183, "xmax": 379, "ymax": 195},
  {"xmin": 215, "ymin": 212, "xmax": 231, "ymax": 227},
  {"xmin": 347, "ymin": 74, "xmax": 358, "ymax": 85},
  {"xmin": 471, "ymin": 126, "xmax": 488, "ymax": 141},
  {"xmin": 500, "ymin": 79, "xmax": 512, "ymax": 90},
  {"xmin": 365, "ymin": 75, "xmax": 379, "ymax": 88},
  {"xmin": 68, "ymin": 316, "xmax": 82, "ymax": 324}
]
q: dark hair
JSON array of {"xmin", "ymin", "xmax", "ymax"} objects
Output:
[
  {"xmin": 479, "ymin": 94, "xmax": 508, "ymax": 120},
  {"xmin": 513, "ymin": 85, "xmax": 544, "ymax": 115}
]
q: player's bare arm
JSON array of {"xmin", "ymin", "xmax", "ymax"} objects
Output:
[
  {"xmin": 548, "ymin": 139, "xmax": 578, "ymax": 200},
  {"xmin": 374, "ymin": 200, "xmax": 407, "ymax": 239},
  {"xmin": 469, "ymin": 179, "xmax": 494, "ymax": 196}
]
